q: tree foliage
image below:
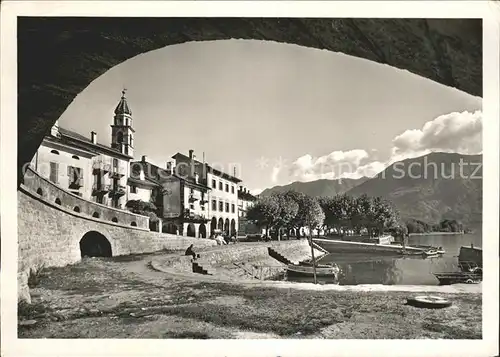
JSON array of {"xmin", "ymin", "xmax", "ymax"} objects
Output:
[{"xmin": 126, "ymin": 199, "xmax": 158, "ymax": 222}]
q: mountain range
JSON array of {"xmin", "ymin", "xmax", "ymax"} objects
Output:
[{"xmin": 260, "ymin": 152, "xmax": 482, "ymax": 225}]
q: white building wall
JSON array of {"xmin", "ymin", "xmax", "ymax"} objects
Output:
[
  {"xmin": 207, "ymin": 172, "xmax": 238, "ymax": 233},
  {"xmin": 128, "ymin": 186, "xmax": 152, "ymax": 202},
  {"xmin": 32, "ymin": 142, "xmax": 94, "ymax": 200}
]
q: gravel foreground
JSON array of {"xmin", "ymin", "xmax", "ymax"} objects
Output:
[{"xmin": 18, "ymin": 254, "xmax": 482, "ymax": 339}]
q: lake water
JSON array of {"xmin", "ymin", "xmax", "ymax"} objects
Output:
[{"xmin": 283, "ymin": 231, "xmax": 482, "ymax": 286}]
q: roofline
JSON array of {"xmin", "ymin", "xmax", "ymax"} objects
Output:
[
  {"xmin": 60, "ymin": 131, "xmax": 133, "ymax": 160},
  {"xmin": 172, "ymin": 152, "xmax": 243, "ymax": 183}
]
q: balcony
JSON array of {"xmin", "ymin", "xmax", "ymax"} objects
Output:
[
  {"xmin": 92, "ymin": 160, "xmax": 111, "ymax": 174},
  {"xmin": 109, "ymin": 166, "xmax": 126, "ymax": 178},
  {"xmin": 92, "ymin": 182, "xmax": 111, "ymax": 195},
  {"xmin": 109, "ymin": 184, "xmax": 126, "ymax": 197},
  {"xmin": 183, "ymin": 209, "xmax": 208, "ymax": 222},
  {"xmin": 68, "ymin": 178, "xmax": 84, "ymax": 190}
]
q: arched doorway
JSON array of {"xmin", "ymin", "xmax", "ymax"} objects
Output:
[
  {"xmin": 163, "ymin": 223, "xmax": 177, "ymax": 234},
  {"xmin": 211, "ymin": 217, "xmax": 217, "ymax": 235},
  {"xmin": 218, "ymin": 218, "xmax": 224, "ymax": 231},
  {"xmin": 230, "ymin": 219, "xmax": 236, "ymax": 236},
  {"xmin": 187, "ymin": 223, "xmax": 196, "ymax": 237},
  {"xmin": 79, "ymin": 231, "xmax": 112, "ymax": 258},
  {"xmin": 199, "ymin": 223, "xmax": 207, "ymax": 238},
  {"xmin": 224, "ymin": 218, "xmax": 230, "ymax": 235}
]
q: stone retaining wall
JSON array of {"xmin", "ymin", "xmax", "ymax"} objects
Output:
[{"xmin": 17, "ymin": 188, "xmax": 216, "ymax": 302}]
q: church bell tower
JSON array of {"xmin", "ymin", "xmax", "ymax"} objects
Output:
[{"xmin": 111, "ymin": 89, "xmax": 135, "ymax": 157}]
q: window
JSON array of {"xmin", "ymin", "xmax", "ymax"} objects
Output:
[
  {"xmin": 49, "ymin": 162, "xmax": 58, "ymax": 184},
  {"xmin": 212, "ymin": 200, "xmax": 217, "ymax": 211},
  {"xmin": 72, "ymin": 155, "xmax": 80, "ymax": 160},
  {"xmin": 73, "ymin": 206, "xmax": 81, "ymax": 213},
  {"xmin": 50, "ymin": 150, "xmax": 59, "ymax": 155},
  {"xmin": 231, "ymin": 204, "xmax": 235, "ymax": 213},
  {"xmin": 55, "ymin": 198, "xmax": 61, "ymax": 205},
  {"xmin": 131, "ymin": 222, "xmax": 137, "ymax": 227},
  {"xmin": 219, "ymin": 181, "xmax": 223, "ymax": 190},
  {"xmin": 225, "ymin": 184, "xmax": 229, "ymax": 192},
  {"xmin": 212, "ymin": 179, "xmax": 216, "ymax": 189},
  {"xmin": 130, "ymin": 185, "xmax": 137, "ymax": 193},
  {"xmin": 225, "ymin": 202, "xmax": 229, "ymax": 212},
  {"xmin": 113, "ymin": 158, "xmax": 118, "ymax": 168},
  {"xmin": 92, "ymin": 212, "xmax": 100, "ymax": 218},
  {"xmin": 219, "ymin": 201, "xmax": 223, "ymax": 211},
  {"xmin": 112, "ymin": 217, "xmax": 118, "ymax": 223},
  {"xmin": 231, "ymin": 185, "xmax": 235, "ymax": 194}
]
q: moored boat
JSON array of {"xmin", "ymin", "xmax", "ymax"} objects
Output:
[
  {"xmin": 433, "ymin": 272, "xmax": 482, "ymax": 285},
  {"xmin": 286, "ymin": 263, "xmax": 339, "ymax": 278}
]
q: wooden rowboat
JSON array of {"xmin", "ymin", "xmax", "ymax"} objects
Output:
[{"xmin": 286, "ymin": 264, "xmax": 339, "ymax": 278}]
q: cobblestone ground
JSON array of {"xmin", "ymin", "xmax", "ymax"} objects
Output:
[{"xmin": 18, "ymin": 254, "xmax": 482, "ymax": 339}]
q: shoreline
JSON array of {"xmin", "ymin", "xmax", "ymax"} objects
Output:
[{"xmin": 409, "ymin": 232, "xmax": 466, "ymax": 236}]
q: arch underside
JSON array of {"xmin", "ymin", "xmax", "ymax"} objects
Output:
[{"xmin": 17, "ymin": 18, "xmax": 481, "ymax": 184}]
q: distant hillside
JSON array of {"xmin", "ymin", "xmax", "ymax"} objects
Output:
[
  {"xmin": 260, "ymin": 177, "xmax": 369, "ymax": 198},
  {"xmin": 347, "ymin": 152, "xmax": 482, "ymax": 225}
]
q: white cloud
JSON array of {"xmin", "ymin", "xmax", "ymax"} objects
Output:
[
  {"xmin": 283, "ymin": 110, "xmax": 482, "ymax": 184},
  {"xmin": 271, "ymin": 166, "xmax": 281, "ymax": 183},
  {"xmin": 289, "ymin": 149, "xmax": 371, "ymax": 181},
  {"xmin": 392, "ymin": 110, "xmax": 482, "ymax": 159}
]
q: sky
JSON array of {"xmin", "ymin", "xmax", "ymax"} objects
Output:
[{"xmin": 58, "ymin": 39, "xmax": 482, "ymax": 194}]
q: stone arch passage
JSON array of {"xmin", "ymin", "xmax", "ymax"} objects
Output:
[
  {"xmin": 163, "ymin": 223, "xmax": 178, "ymax": 234},
  {"xmin": 79, "ymin": 231, "xmax": 112, "ymax": 258},
  {"xmin": 17, "ymin": 18, "xmax": 481, "ymax": 186},
  {"xmin": 187, "ymin": 223, "xmax": 196, "ymax": 237},
  {"xmin": 217, "ymin": 218, "xmax": 224, "ymax": 231},
  {"xmin": 224, "ymin": 218, "xmax": 230, "ymax": 235},
  {"xmin": 199, "ymin": 223, "xmax": 207, "ymax": 238},
  {"xmin": 210, "ymin": 217, "xmax": 217, "ymax": 235},
  {"xmin": 230, "ymin": 219, "xmax": 236, "ymax": 236}
]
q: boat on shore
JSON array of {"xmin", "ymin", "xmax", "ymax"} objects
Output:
[
  {"xmin": 286, "ymin": 263, "xmax": 339, "ymax": 278},
  {"xmin": 311, "ymin": 236, "xmax": 441, "ymax": 256}
]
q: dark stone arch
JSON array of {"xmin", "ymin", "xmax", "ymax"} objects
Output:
[
  {"xmin": 230, "ymin": 219, "xmax": 236, "ymax": 236},
  {"xmin": 199, "ymin": 223, "xmax": 207, "ymax": 238},
  {"xmin": 217, "ymin": 218, "xmax": 224, "ymax": 231},
  {"xmin": 80, "ymin": 231, "xmax": 112, "ymax": 258},
  {"xmin": 210, "ymin": 217, "xmax": 217, "ymax": 235},
  {"xmin": 17, "ymin": 18, "xmax": 481, "ymax": 186},
  {"xmin": 163, "ymin": 223, "xmax": 178, "ymax": 234},
  {"xmin": 92, "ymin": 211, "xmax": 100, "ymax": 218},
  {"xmin": 224, "ymin": 218, "xmax": 230, "ymax": 235},
  {"xmin": 55, "ymin": 198, "xmax": 61, "ymax": 205},
  {"xmin": 187, "ymin": 223, "xmax": 196, "ymax": 237},
  {"xmin": 73, "ymin": 206, "xmax": 80, "ymax": 213},
  {"xmin": 131, "ymin": 221, "xmax": 137, "ymax": 227},
  {"xmin": 111, "ymin": 217, "xmax": 118, "ymax": 223},
  {"xmin": 36, "ymin": 187, "xmax": 43, "ymax": 196}
]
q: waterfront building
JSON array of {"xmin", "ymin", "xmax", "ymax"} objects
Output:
[
  {"xmin": 172, "ymin": 150, "xmax": 242, "ymax": 237},
  {"xmin": 129, "ymin": 155, "xmax": 212, "ymax": 237},
  {"xmin": 237, "ymin": 186, "xmax": 257, "ymax": 218},
  {"xmin": 30, "ymin": 91, "xmax": 134, "ymax": 209}
]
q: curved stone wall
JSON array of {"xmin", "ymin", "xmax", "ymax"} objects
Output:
[
  {"xmin": 18, "ymin": 188, "xmax": 216, "ymax": 272},
  {"xmin": 23, "ymin": 167, "xmax": 149, "ymax": 229}
]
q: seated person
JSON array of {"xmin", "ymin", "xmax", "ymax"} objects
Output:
[{"xmin": 185, "ymin": 244, "xmax": 200, "ymax": 259}]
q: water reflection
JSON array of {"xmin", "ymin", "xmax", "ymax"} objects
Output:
[{"xmin": 282, "ymin": 232, "xmax": 482, "ymax": 285}]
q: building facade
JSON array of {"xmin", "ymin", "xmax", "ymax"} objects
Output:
[
  {"xmin": 30, "ymin": 92, "xmax": 134, "ymax": 210},
  {"xmin": 129, "ymin": 155, "xmax": 211, "ymax": 237},
  {"xmin": 172, "ymin": 150, "xmax": 241, "ymax": 237}
]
